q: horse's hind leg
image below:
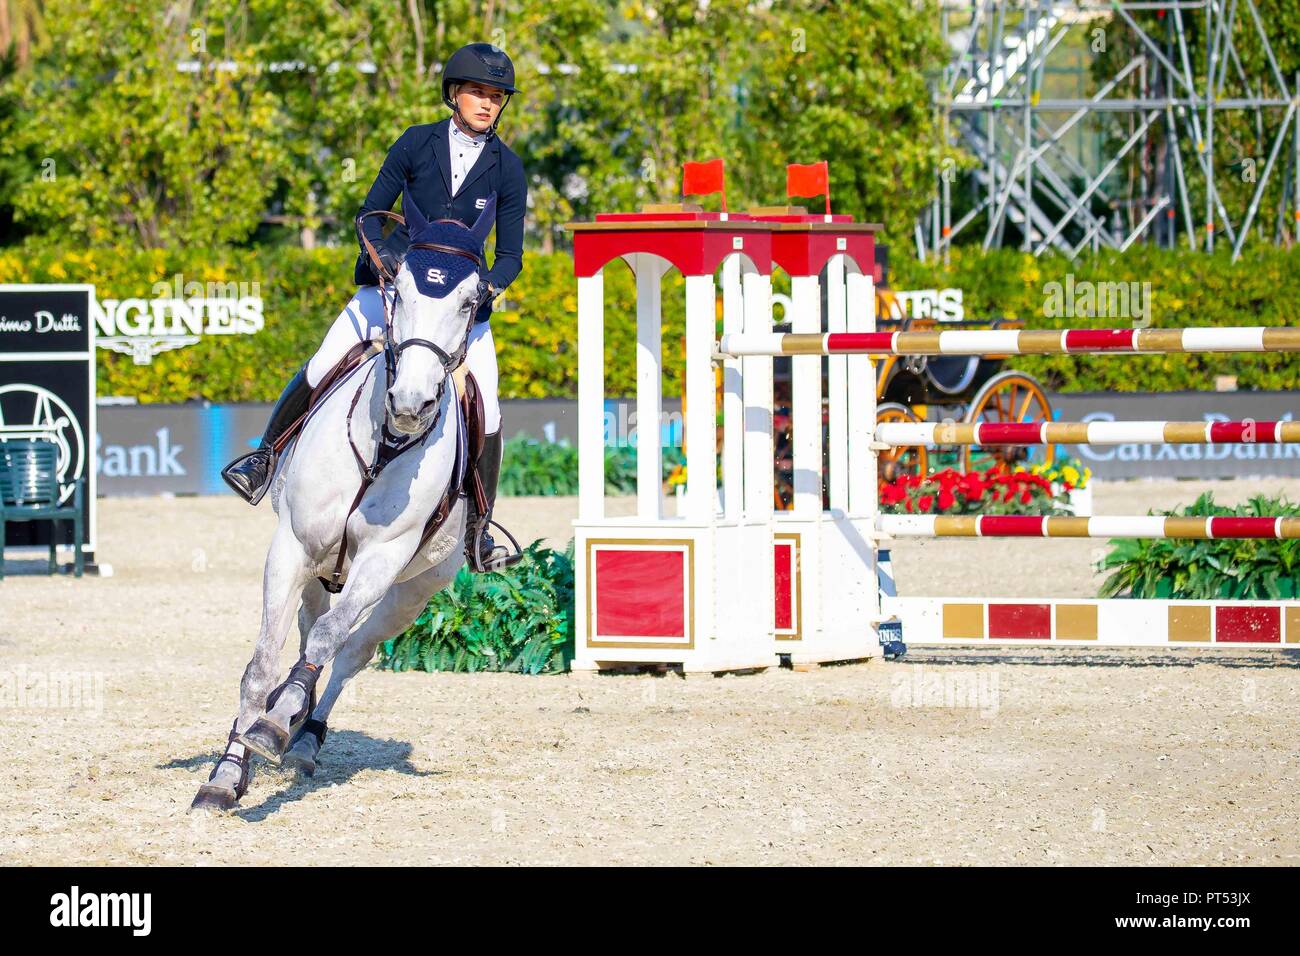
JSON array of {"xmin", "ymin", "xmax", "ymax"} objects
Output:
[
  {"xmin": 283, "ymin": 556, "xmax": 461, "ymax": 776},
  {"xmin": 191, "ymin": 525, "xmax": 310, "ymax": 812},
  {"xmin": 294, "ymin": 576, "xmax": 332, "ymax": 656}
]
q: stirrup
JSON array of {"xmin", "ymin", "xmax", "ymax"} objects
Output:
[
  {"xmin": 468, "ymin": 518, "xmax": 524, "ymax": 573},
  {"xmin": 221, "ymin": 448, "xmax": 275, "ymax": 505}
]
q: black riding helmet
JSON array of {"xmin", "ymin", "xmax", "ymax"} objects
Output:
[{"xmin": 441, "ymin": 43, "xmax": 520, "ymax": 139}]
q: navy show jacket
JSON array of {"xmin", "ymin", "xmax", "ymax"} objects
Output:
[{"xmin": 355, "ymin": 117, "xmax": 527, "ymax": 322}]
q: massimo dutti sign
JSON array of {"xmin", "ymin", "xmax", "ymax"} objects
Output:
[{"xmin": 0, "ymin": 284, "xmax": 98, "ymax": 555}]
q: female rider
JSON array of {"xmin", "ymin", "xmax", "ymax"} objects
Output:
[{"xmin": 221, "ymin": 42, "xmax": 526, "ymax": 573}]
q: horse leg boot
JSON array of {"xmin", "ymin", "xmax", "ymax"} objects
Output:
[
  {"xmin": 238, "ymin": 657, "xmax": 323, "ymax": 763},
  {"xmin": 284, "ymin": 558, "xmax": 459, "ymax": 776},
  {"xmin": 189, "ymin": 720, "xmax": 254, "ymax": 814},
  {"xmin": 221, "ymin": 364, "xmax": 313, "ymax": 505},
  {"xmin": 283, "ymin": 581, "xmax": 331, "ymax": 775},
  {"xmin": 256, "ymin": 543, "xmax": 414, "ymax": 762},
  {"xmin": 464, "ymin": 430, "xmax": 522, "ymax": 573}
]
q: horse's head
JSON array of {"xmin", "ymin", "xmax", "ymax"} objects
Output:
[{"xmin": 385, "ymin": 194, "xmax": 496, "ymax": 435}]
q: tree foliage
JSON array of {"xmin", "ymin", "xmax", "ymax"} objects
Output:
[
  {"xmin": 0, "ymin": 0, "xmax": 952, "ymax": 251},
  {"xmin": 5, "ymin": 0, "xmax": 283, "ymax": 246}
]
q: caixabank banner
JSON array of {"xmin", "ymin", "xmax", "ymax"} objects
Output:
[
  {"xmin": 1051, "ymin": 392, "xmax": 1300, "ymax": 480},
  {"xmin": 0, "ymin": 285, "xmax": 98, "ymax": 557},
  {"xmin": 91, "ymin": 398, "xmax": 608, "ymax": 496}
]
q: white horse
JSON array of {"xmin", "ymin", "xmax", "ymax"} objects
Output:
[{"xmin": 191, "ymin": 198, "xmax": 497, "ymax": 813}]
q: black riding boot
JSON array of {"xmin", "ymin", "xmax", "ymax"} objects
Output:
[
  {"xmin": 221, "ymin": 366, "xmax": 313, "ymax": 505},
  {"xmin": 465, "ymin": 430, "xmax": 521, "ymax": 572}
]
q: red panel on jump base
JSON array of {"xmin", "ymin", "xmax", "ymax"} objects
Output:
[
  {"xmin": 988, "ymin": 603, "xmax": 1053, "ymax": 640},
  {"xmin": 594, "ymin": 549, "xmax": 687, "ymax": 639},
  {"xmin": 1215, "ymin": 605, "xmax": 1282, "ymax": 643}
]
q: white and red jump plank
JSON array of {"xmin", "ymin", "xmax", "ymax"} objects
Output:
[{"xmin": 717, "ymin": 326, "xmax": 1300, "ymax": 357}]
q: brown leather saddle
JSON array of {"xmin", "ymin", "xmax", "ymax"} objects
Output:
[{"xmin": 274, "ymin": 342, "xmax": 486, "ymax": 569}]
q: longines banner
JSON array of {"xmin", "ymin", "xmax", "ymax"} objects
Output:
[
  {"xmin": 91, "ymin": 276, "xmax": 264, "ymax": 365},
  {"xmin": 0, "ymin": 285, "xmax": 98, "ymax": 553}
]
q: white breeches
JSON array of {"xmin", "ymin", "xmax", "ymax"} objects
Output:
[{"xmin": 306, "ymin": 285, "xmax": 501, "ymax": 434}]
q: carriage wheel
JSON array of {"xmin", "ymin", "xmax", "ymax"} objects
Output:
[
  {"xmin": 876, "ymin": 403, "xmax": 929, "ymax": 483},
  {"xmin": 960, "ymin": 370, "xmax": 1054, "ymax": 473}
]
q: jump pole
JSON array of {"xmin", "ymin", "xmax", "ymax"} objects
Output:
[
  {"xmin": 718, "ymin": 326, "xmax": 1300, "ymax": 357},
  {"xmin": 875, "ymin": 420, "xmax": 1300, "ymax": 445},
  {"xmin": 881, "ymin": 595, "xmax": 1300, "ymax": 647},
  {"xmin": 878, "ymin": 515, "xmax": 1300, "ymax": 539}
]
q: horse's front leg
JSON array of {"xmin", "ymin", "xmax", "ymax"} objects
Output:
[
  {"xmin": 283, "ymin": 550, "xmax": 463, "ymax": 776},
  {"xmin": 240, "ymin": 538, "xmax": 413, "ymax": 762},
  {"xmin": 191, "ymin": 525, "xmax": 311, "ymax": 813}
]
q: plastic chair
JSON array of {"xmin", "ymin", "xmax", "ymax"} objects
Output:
[{"xmin": 0, "ymin": 440, "xmax": 84, "ymax": 579}]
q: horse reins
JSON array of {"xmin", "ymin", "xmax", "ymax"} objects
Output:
[{"xmin": 318, "ymin": 211, "xmax": 489, "ymax": 594}]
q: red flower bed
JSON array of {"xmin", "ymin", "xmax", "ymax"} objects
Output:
[{"xmin": 879, "ymin": 466, "xmax": 1071, "ymax": 516}]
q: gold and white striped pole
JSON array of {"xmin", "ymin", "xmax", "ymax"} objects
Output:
[
  {"xmin": 873, "ymin": 420, "xmax": 1300, "ymax": 446},
  {"xmin": 877, "ymin": 515, "xmax": 1300, "ymax": 539},
  {"xmin": 717, "ymin": 326, "xmax": 1300, "ymax": 357}
]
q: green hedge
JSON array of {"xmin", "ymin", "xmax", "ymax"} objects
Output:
[
  {"xmin": 3, "ymin": 244, "xmax": 1298, "ymax": 401},
  {"xmin": 0, "ymin": 245, "xmax": 684, "ymax": 403}
]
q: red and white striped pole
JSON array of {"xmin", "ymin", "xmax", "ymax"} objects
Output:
[
  {"xmin": 717, "ymin": 326, "xmax": 1300, "ymax": 357},
  {"xmin": 874, "ymin": 420, "xmax": 1300, "ymax": 446},
  {"xmin": 877, "ymin": 514, "xmax": 1300, "ymax": 539}
]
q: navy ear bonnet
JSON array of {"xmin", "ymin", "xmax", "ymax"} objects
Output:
[
  {"xmin": 404, "ymin": 222, "xmax": 482, "ymax": 299},
  {"xmin": 400, "ymin": 193, "xmax": 496, "ymax": 299}
]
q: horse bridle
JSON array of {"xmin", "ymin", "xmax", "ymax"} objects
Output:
[
  {"xmin": 356, "ymin": 209, "xmax": 493, "ymax": 393},
  {"xmin": 320, "ymin": 212, "xmax": 492, "ymax": 595}
]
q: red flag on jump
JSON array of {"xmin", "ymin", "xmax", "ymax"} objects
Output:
[
  {"xmin": 787, "ymin": 161, "xmax": 831, "ymax": 215},
  {"xmin": 683, "ymin": 159, "xmax": 727, "ymax": 211}
]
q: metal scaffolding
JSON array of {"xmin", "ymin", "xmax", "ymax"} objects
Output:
[{"xmin": 923, "ymin": 0, "xmax": 1299, "ymax": 261}]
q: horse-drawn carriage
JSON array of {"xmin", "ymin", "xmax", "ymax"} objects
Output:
[{"xmin": 772, "ymin": 304, "xmax": 1054, "ymax": 507}]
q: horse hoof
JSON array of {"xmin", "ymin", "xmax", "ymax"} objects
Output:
[
  {"xmin": 238, "ymin": 718, "xmax": 290, "ymax": 764},
  {"xmin": 190, "ymin": 784, "xmax": 239, "ymax": 814},
  {"xmin": 282, "ymin": 745, "xmax": 316, "ymax": 777}
]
